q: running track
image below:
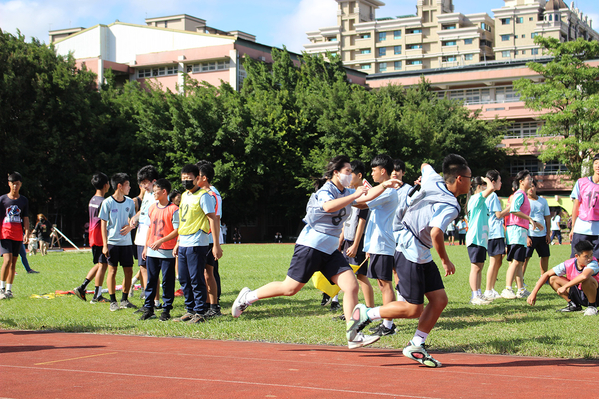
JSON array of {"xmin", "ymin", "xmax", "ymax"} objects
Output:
[{"xmin": 1, "ymin": 330, "xmax": 597, "ymax": 398}]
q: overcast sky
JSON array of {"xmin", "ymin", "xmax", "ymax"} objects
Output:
[{"xmin": 1, "ymin": 0, "xmax": 598, "ymax": 53}]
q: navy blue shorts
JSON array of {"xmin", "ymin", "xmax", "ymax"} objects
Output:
[
  {"xmin": 287, "ymin": 244, "xmax": 352, "ymax": 284},
  {"xmin": 137, "ymin": 245, "xmax": 146, "ymax": 267},
  {"xmin": 92, "ymin": 245, "xmax": 107, "ymax": 264},
  {"xmin": 526, "ymin": 236, "xmax": 550, "ymax": 258},
  {"xmin": 568, "ymin": 285, "xmax": 599, "ymax": 307},
  {"xmin": 342, "ymin": 240, "xmax": 367, "ymax": 275},
  {"xmin": 206, "ymin": 243, "xmax": 219, "ymax": 267},
  {"xmin": 107, "ymin": 244, "xmax": 134, "ymax": 267},
  {"xmin": 0, "ymin": 239, "xmax": 21, "ymax": 256},
  {"xmin": 394, "ymin": 251, "xmax": 444, "ymax": 305},
  {"xmin": 468, "ymin": 244, "xmax": 487, "ymax": 263},
  {"xmin": 570, "ymin": 233, "xmax": 599, "ymax": 259},
  {"xmin": 367, "ymin": 254, "xmax": 394, "ymax": 281},
  {"xmin": 506, "ymin": 244, "xmax": 527, "ymax": 262},
  {"xmin": 487, "ymin": 238, "xmax": 506, "ymax": 257}
]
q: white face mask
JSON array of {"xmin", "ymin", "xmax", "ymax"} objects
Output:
[{"xmin": 338, "ymin": 172, "xmax": 352, "ymax": 188}]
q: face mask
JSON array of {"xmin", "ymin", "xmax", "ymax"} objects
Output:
[
  {"xmin": 182, "ymin": 179, "xmax": 196, "ymax": 190},
  {"xmin": 338, "ymin": 172, "xmax": 352, "ymax": 188}
]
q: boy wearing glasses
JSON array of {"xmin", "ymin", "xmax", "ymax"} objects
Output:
[{"xmin": 527, "ymin": 240, "xmax": 598, "ymax": 316}]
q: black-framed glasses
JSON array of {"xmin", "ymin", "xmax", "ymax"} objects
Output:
[{"xmin": 459, "ymin": 175, "xmax": 472, "ymax": 180}]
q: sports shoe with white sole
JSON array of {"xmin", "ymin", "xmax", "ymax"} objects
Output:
[
  {"xmin": 120, "ymin": 300, "xmax": 138, "ymax": 309},
  {"xmin": 347, "ymin": 304, "xmax": 371, "ymax": 341},
  {"xmin": 403, "ymin": 341, "xmax": 442, "ymax": 368},
  {"xmin": 557, "ymin": 302, "xmax": 582, "ymax": 312},
  {"xmin": 516, "ymin": 288, "xmax": 531, "ymax": 299},
  {"xmin": 371, "ymin": 323, "xmax": 396, "ymax": 336},
  {"xmin": 74, "ymin": 287, "xmax": 86, "ymax": 301},
  {"xmin": 321, "ymin": 293, "xmax": 331, "ymax": 307},
  {"xmin": 501, "ymin": 288, "xmax": 517, "ymax": 299},
  {"xmin": 109, "ymin": 301, "xmax": 120, "ymax": 312},
  {"xmin": 232, "ymin": 287, "xmax": 251, "ymax": 317},
  {"xmin": 347, "ymin": 332, "xmax": 380, "ymax": 349},
  {"xmin": 470, "ymin": 295, "xmax": 491, "ymax": 305},
  {"xmin": 584, "ymin": 306, "xmax": 598, "ymax": 316}
]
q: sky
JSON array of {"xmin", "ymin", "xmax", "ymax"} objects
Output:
[{"xmin": 1, "ymin": 0, "xmax": 598, "ymax": 53}]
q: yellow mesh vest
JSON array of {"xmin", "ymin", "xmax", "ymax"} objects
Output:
[{"xmin": 178, "ymin": 189, "xmax": 210, "ymax": 236}]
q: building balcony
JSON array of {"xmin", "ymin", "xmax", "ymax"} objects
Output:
[
  {"xmin": 405, "ymin": 48, "xmax": 424, "ymax": 56},
  {"xmin": 355, "ymin": 53, "xmax": 375, "ymax": 61},
  {"xmin": 303, "ymin": 41, "xmax": 340, "ymax": 54},
  {"xmin": 405, "ymin": 33, "xmax": 423, "ymax": 44},
  {"xmin": 405, "ymin": 63, "xmax": 424, "ymax": 71}
]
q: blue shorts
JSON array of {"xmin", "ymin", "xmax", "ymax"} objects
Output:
[
  {"xmin": 468, "ymin": 244, "xmax": 487, "ymax": 263},
  {"xmin": 106, "ymin": 245, "xmax": 134, "ymax": 267},
  {"xmin": 569, "ymin": 284, "xmax": 599, "ymax": 307},
  {"xmin": 206, "ymin": 243, "xmax": 219, "ymax": 267},
  {"xmin": 287, "ymin": 244, "xmax": 352, "ymax": 284},
  {"xmin": 526, "ymin": 236, "xmax": 550, "ymax": 258},
  {"xmin": 137, "ymin": 245, "xmax": 146, "ymax": 267},
  {"xmin": 342, "ymin": 240, "xmax": 367, "ymax": 275},
  {"xmin": 487, "ymin": 238, "xmax": 506, "ymax": 257},
  {"xmin": 367, "ymin": 254, "xmax": 394, "ymax": 281},
  {"xmin": 506, "ymin": 244, "xmax": 527, "ymax": 263},
  {"xmin": 570, "ymin": 233, "xmax": 599, "ymax": 259},
  {"xmin": 92, "ymin": 245, "xmax": 108, "ymax": 264},
  {"xmin": 394, "ymin": 251, "xmax": 444, "ymax": 305}
]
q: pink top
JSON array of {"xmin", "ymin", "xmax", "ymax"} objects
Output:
[
  {"xmin": 577, "ymin": 177, "xmax": 599, "ymax": 222},
  {"xmin": 506, "ymin": 189, "xmax": 530, "ymax": 229},
  {"xmin": 564, "ymin": 257, "xmax": 599, "ymax": 289}
]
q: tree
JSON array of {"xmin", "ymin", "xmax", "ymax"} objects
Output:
[{"xmin": 514, "ymin": 37, "xmax": 599, "ymax": 179}]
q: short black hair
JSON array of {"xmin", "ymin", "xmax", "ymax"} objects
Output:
[
  {"xmin": 169, "ymin": 188, "xmax": 181, "ymax": 202},
  {"xmin": 196, "ymin": 160, "xmax": 215, "ymax": 183},
  {"xmin": 8, "ymin": 172, "xmax": 22, "ymax": 182},
  {"xmin": 574, "ymin": 240, "xmax": 594, "ymax": 255},
  {"xmin": 181, "ymin": 164, "xmax": 199, "ymax": 178},
  {"xmin": 470, "ymin": 176, "xmax": 487, "ymax": 195},
  {"xmin": 91, "ymin": 172, "xmax": 109, "ymax": 190},
  {"xmin": 486, "ymin": 169, "xmax": 500, "ymax": 182},
  {"xmin": 442, "ymin": 154, "xmax": 469, "ymax": 184},
  {"xmin": 350, "ymin": 160, "xmax": 365, "ymax": 177},
  {"xmin": 137, "ymin": 165, "xmax": 158, "ymax": 184},
  {"xmin": 593, "ymin": 154, "xmax": 599, "ymax": 163},
  {"xmin": 154, "ymin": 178, "xmax": 171, "ymax": 194},
  {"xmin": 514, "ymin": 169, "xmax": 531, "ymax": 187},
  {"xmin": 393, "ymin": 159, "xmax": 406, "ymax": 173},
  {"xmin": 110, "ymin": 173, "xmax": 129, "ymax": 190},
  {"xmin": 371, "ymin": 154, "xmax": 393, "ymax": 176}
]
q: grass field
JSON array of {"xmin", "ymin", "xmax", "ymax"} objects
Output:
[{"xmin": 0, "ymin": 243, "xmax": 596, "ymax": 359}]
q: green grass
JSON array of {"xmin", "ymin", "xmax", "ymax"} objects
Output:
[{"xmin": 1, "ymin": 243, "xmax": 596, "ymax": 359}]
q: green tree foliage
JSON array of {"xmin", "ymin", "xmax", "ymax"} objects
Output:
[{"xmin": 514, "ymin": 37, "xmax": 599, "ymax": 179}]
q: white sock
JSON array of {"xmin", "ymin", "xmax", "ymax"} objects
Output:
[
  {"xmin": 366, "ymin": 307, "xmax": 382, "ymax": 321},
  {"xmin": 412, "ymin": 329, "xmax": 428, "ymax": 346},
  {"xmin": 506, "ymin": 286, "xmax": 512, "ymax": 291},
  {"xmin": 131, "ymin": 277, "xmax": 139, "ymax": 285},
  {"xmin": 98, "ymin": 286, "xmax": 102, "ymax": 294},
  {"xmin": 332, "ymin": 294, "xmax": 339, "ymax": 302},
  {"xmin": 383, "ymin": 319, "xmax": 394, "ymax": 328},
  {"xmin": 471, "ymin": 290, "xmax": 478, "ymax": 299},
  {"xmin": 0, "ymin": 281, "xmax": 5, "ymax": 290},
  {"xmin": 484, "ymin": 290, "xmax": 492, "ymax": 296},
  {"xmin": 6, "ymin": 283, "xmax": 12, "ymax": 291},
  {"xmin": 477, "ymin": 289, "xmax": 482, "ymax": 297},
  {"xmin": 246, "ymin": 290, "xmax": 259, "ymax": 304},
  {"xmin": 155, "ymin": 300, "xmax": 160, "ymax": 307}
]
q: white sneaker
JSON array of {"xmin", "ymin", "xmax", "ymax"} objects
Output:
[
  {"xmin": 489, "ymin": 289, "xmax": 501, "ymax": 299},
  {"xmin": 584, "ymin": 306, "xmax": 598, "ymax": 316},
  {"xmin": 470, "ymin": 295, "xmax": 491, "ymax": 305},
  {"xmin": 516, "ymin": 288, "xmax": 531, "ymax": 299},
  {"xmin": 347, "ymin": 332, "xmax": 380, "ymax": 349},
  {"xmin": 501, "ymin": 288, "xmax": 517, "ymax": 299},
  {"xmin": 232, "ymin": 287, "xmax": 251, "ymax": 318}
]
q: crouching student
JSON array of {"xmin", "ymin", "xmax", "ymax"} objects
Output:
[
  {"xmin": 527, "ymin": 240, "xmax": 598, "ymax": 316},
  {"xmin": 139, "ymin": 179, "xmax": 179, "ymax": 321}
]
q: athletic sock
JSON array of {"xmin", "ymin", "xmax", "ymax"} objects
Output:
[
  {"xmin": 484, "ymin": 290, "xmax": 492, "ymax": 296},
  {"xmin": 110, "ymin": 294, "xmax": 117, "ymax": 302},
  {"xmin": 246, "ymin": 290, "xmax": 259, "ymax": 304},
  {"xmin": 366, "ymin": 307, "xmax": 382, "ymax": 321},
  {"xmin": 477, "ymin": 289, "xmax": 482, "ymax": 297},
  {"xmin": 412, "ymin": 330, "xmax": 428, "ymax": 346},
  {"xmin": 121, "ymin": 292, "xmax": 128, "ymax": 302},
  {"xmin": 0, "ymin": 281, "xmax": 5, "ymax": 290},
  {"xmin": 81, "ymin": 278, "xmax": 91, "ymax": 289},
  {"xmin": 471, "ymin": 290, "xmax": 478, "ymax": 299},
  {"xmin": 94, "ymin": 286, "xmax": 100, "ymax": 298},
  {"xmin": 210, "ymin": 303, "xmax": 220, "ymax": 309},
  {"xmin": 131, "ymin": 276, "xmax": 139, "ymax": 286},
  {"xmin": 382, "ymin": 319, "xmax": 393, "ymax": 329},
  {"xmin": 332, "ymin": 294, "xmax": 339, "ymax": 302},
  {"xmin": 589, "ymin": 301, "xmax": 597, "ymax": 307},
  {"xmin": 6, "ymin": 283, "xmax": 12, "ymax": 291},
  {"xmin": 155, "ymin": 300, "xmax": 160, "ymax": 307}
]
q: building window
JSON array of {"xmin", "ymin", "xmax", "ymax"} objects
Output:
[
  {"xmin": 531, "ymin": 48, "xmax": 539, "ymax": 55},
  {"xmin": 529, "ymin": 17, "xmax": 534, "ymax": 21},
  {"xmin": 543, "ymin": 160, "xmax": 568, "ymax": 175},
  {"xmin": 394, "ymin": 61, "xmax": 402, "ymax": 69},
  {"xmin": 521, "ymin": 50, "xmax": 526, "ymax": 55},
  {"xmin": 531, "ymin": 32, "xmax": 539, "ymax": 38},
  {"xmin": 480, "ymin": 39, "xmax": 492, "ymax": 47},
  {"xmin": 406, "ymin": 28, "xmax": 422, "ymax": 34},
  {"xmin": 190, "ymin": 61, "xmax": 230, "ymax": 73},
  {"xmin": 360, "ymin": 48, "xmax": 371, "ymax": 54},
  {"xmin": 496, "ymin": 86, "xmax": 520, "ymax": 102},
  {"xmin": 464, "ymin": 38, "xmax": 473, "ymax": 45},
  {"xmin": 510, "ymin": 158, "xmax": 540, "ymax": 175},
  {"xmin": 361, "ymin": 64, "xmax": 371, "ymax": 70},
  {"xmin": 379, "ymin": 32, "xmax": 386, "ymax": 41},
  {"xmin": 481, "ymin": 23, "xmax": 491, "ymax": 32},
  {"xmin": 501, "ymin": 34, "xmax": 511, "ymax": 41},
  {"xmin": 138, "ymin": 66, "xmax": 179, "ymax": 78},
  {"xmin": 465, "ymin": 54, "xmax": 474, "ymax": 60},
  {"xmin": 407, "ymin": 60, "xmax": 423, "ymax": 65},
  {"xmin": 548, "ymin": 14, "xmax": 552, "ymax": 21},
  {"xmin": 394, "ymin": 30, "xmax": 401, "ymax": 39},
  {"xmin": 329, "ymin": 37, "xmax": 338, "ymax": 42},
  {"xmin": 502, "ymin": 51, "xmax": 511, "ymax": 58},
  {"xmin": 394, "ymin": 46, "xmax": 402, "ymax": 55},
  {"xmin": 360, "ymin": 33, "xmax": 371, "ymax": 39},
  {"xmin": 501, "ymin": 18, "xmax": 511, "ymax": 25},
  {"xmin": 442, "ymin": 24, "xmax": 456, "ymax": 30},
  {"xmin": 379, "ymin": 47, "xmax": 386, "ymax": 56},
  {"xmin": 442, "ymin": 56, "xmax": 457, "ymax": 62},
  {"xmin": 379, "ymin": 62, "xmax": 387, "ymax": 72},
  {"xmin": 442, "ymin": 41, "xmax": 457, "ymax": 46},
  {"xmin": 516, "ymin": 17, "xmax": 523, "ymax": 24},
  {"xmin": 138, "ymin": 69, "xmax": 152, "ymax": 78},
  {"xmin": 505, "ymin": 122, "xmax": 543, "ymax": 139},
  {"xmin": 406, "ymin": 44, "xmax": 423, "ymax": 50}
]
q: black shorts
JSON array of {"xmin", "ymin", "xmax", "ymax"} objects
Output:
[
  {"xmin": 506, "ymin": 244, "xmax": 527, "ymax": 262},
  {"xmin": 526, "ymin": 236, "xmax": 550, "ymax": 258},
  {"xmin": 452, "ymin": 230, "xmax": 459, "ymax": 238},
  {"xmin": 570, "ymin": 233, "xmax": 599, "ymax": 259},
  {"xmin": 92, "ymin": 245, "xmax": 108, "ymax": 264},
  {"xmin": 568, "ymin": 285, "xmax": 599, "ymax": 307},
  {"xmin": 206, "ymin": 243, "xmax": 219, "ymax": 267},
  {"xmin": 287, "ymin": 244, "xmax": 352, "ymax": 284},
  {"xmin": 468, "ymin": 244, "xmax": 487, "ymax": 263},
  {"xmin": 137, "ymin": 245, "xmax": 146, "ymax": 267},
  {"xmin": 367, "ymin": 254, "xmax": 394, "ymax": 281},
  {"xmin": 394, "ymin": 251, "xmax": 444, "ymax": 305},
  {"xmin": 342, "ymin": 240, "xmax": 367, "ymax": 275},
  {"xmin": 0, "ymin": 239, "xmax": 21, "ymax": 256},
  {"xmin": 107, "ymin": 244, "xmax": 134, "ymax": 267},
  {"xmin": 487, "ymin": 238, "xmax": 506, "ymax": 257}
]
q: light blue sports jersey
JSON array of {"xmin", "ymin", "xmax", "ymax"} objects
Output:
[
  {"xmin": 528, "ymin": 196, "xmax": 550, "ymax": 238},
  {"xmin": 297, "ymin": 182, "xmax": 356, "ymax": 255},
  {"xmin": 507, "ymin": 191, "xmax": 527, "ymax": 245},
  {"xmin": 134, "ymin": 191, "xmax": 157, "ymax": 246},
  {"xmin": 485, "ymin": 192, "xmax": 504, "ymax": 239},
  {"xmin": 397, "ymin": 165, "xmax": 459, "ymax": 264},
  {"xmin": 570, "ymin": 178, "xmax": 599, "ymax": 235},
  {"xmin": 98, "ymin": 196, "xmax": 136, "ymax": 246},
  {"xmin": 363, "ymin": 187, "xmax": 399, "ymax": 256},
  {"xmin": 208, "ymin": 185, "xmax": 222, "ymax": 245},
  {"xmin": 553, "ymin": 260, "xmax": 599, "ymax": 277},
  {"xmin": 466, "ymin": 192, "xmax": 489, "ymax": 248},
  {"xmin": 147, "ymin": 209, "xmax": 180, "ymax": 259},
  {"xmin": 179, "ymin": 192, "xmax": 215, "ymax": 248},
  {"xmin": 392, "ymin": 183, "xmax": 412, "ymax": 245},
  {"xmin": 457, "ymin": 220, "xmax": 467, "ymax": 234}
]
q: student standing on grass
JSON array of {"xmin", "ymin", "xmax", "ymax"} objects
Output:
[
  {"xmin": 139, "ymin": 179, "xmax": 179, "ymax": 321},
  {"xmin": 74, "ymin": 173, "xmax": 111, "ymax": 303},
  {"xmin": 99, "ymin": 173, "xmax": 137, "ymax": 311},
  {"xmin": 347, "ymin": 154, "xmax": 471, "ymax": 367},
  {"xmin": 446, "ymin": 219, "xmax": 455, "ymax": 245},
  {"xmin": 0, "ymin": 172, "xmax": 29, "ymax": 300},
  {"xmin": 173, "ymin": 163, "xmax": 222, "ymax": 324},
  {"xmin": 363, "ymin": 154, "xmax": 400, "ymax": 337},
  {"xmin": 502, "ymin": 170, "xmax": 543, "ymax": 299},
  {"xmin": 528, "ymin": 240, "xmax": 598, "ymax": 316},
  {"xmin": 457, "ymin": 217, "xmax": 467, "ymax": 245},
  {"xmin": 550, "ymin": 211, "xmax": 562, "ymax": 245},
  {"xmin": 522, "ymin": 180, "xmax": 551, "ymax": 279},
  {"xmin": 232, "ymin": 156, "xmax": 400, "ymax": 349},
  {"xmin": 569, "ymin": 154, "xmax": 599, "ymax": 259},
  {"xmin": 466, "ymin": 176, "xmax": 500, "ymax": 305}
]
